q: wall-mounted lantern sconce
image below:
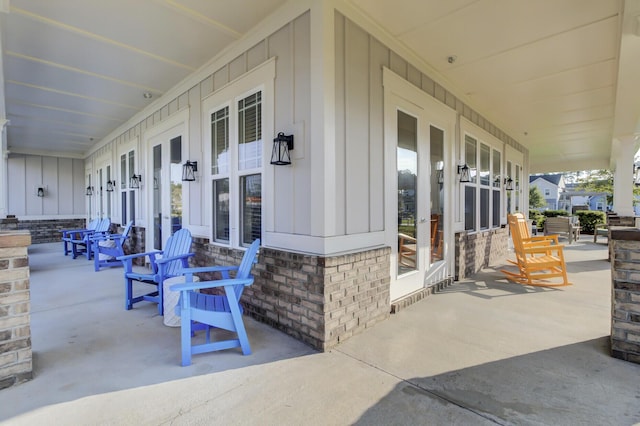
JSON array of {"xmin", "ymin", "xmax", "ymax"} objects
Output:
[
  {"xmin": 86, "ymin": 186, "xmax": 94, "ymax": 196},
  {"xmin": 36, "ymin": 187, "xmax": 45, "ymax": 197},
  {"xmin": 634, "ymin": 164, "xmax": 640, "ymax": 187},
  {"xmin": 106, "ymin": 180, "xmax": 116, "ymax": 192},
  {"xmin": 436, "ymin": 161, "xmax": 444, "ymax": 184},
  {"xmin": 130, "ymin": 174, "xmax": 142, "ymax": 189},
  {"xmin": 153, "ymin": 177, "xmax": 159, "ymax": 190},
  {"xmin": 504, "ymin": 177, "xmax": 514, "ymax": 191},
  {"xmin": 457, "ymin": 164, "xmax": 470, "ymax": 183},
  {"xmin": 182, "ymin": 161, "xmax": 198, "ymax": 181},
  {"xmin": 270, "ymin": 132, "xmax": 294, "ymax": 165}
]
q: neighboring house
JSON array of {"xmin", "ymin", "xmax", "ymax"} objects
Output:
[{"xmin": 530, "ymin": 174, "xmax": 565, "ymax": 211}]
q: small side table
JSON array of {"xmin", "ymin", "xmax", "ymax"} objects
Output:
[{"xmin": 163, "ymin": 275, "xmax": 199, "ymax": 327}]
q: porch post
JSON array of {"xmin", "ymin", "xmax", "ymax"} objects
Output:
[{"xmin": 612, "ymin": 137, "xmax": 636, "ymax": 217}]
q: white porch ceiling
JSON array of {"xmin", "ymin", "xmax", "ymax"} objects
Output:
[{"xmin": 2, "ymin": 0, "xmax": 639, "ymax": 173}]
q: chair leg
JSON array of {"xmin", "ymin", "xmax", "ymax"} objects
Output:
[
  {"xmin": 226, "ymin": 287, "xmax": 251, "ymax": 355},
  {"xmin": 125, "ymin": 277, "xmax": 133, "ymax": 310},
  {"xmin": 180, "ymin": 297, "xmax": 193, "ymax": 367}
]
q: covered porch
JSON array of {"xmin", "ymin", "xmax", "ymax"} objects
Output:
[{"xmin": 1, "ymin": 239, "xmax": 638, "ymax": 423}]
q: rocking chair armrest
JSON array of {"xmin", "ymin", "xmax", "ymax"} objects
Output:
[
  {"xmin": 155, "ymin": 252, "xmax": 195, "ymax": 265},
  {"xmin": 171, "ymin": 277, "xmax": 253, "ymax": 292},
  {"xmin": 522, "ymin": 244, "xmax": 565, "ymax": 254}
]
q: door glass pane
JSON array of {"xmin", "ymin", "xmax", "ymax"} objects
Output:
[
  {"xmin": 397, "ymin": 110, "xmax": 418, "ymax": 274},
  {"xmin": 465, "ymin": 186, "xmax": 476, "ymax": 231},
  {"xmin": 213, "ymin": 179, "xmax": 230, "ymax": 242},
  {"xmin": 480, "ymin": 188, "xmax": 489, "ymax": 229},
  {"xmin": 515, "ymin": 165, "xmax": 521, "ymax": 212},
  {"xmin": 153, "ymin": 144, "xmax": 162, "ymax": 250},
  {"xmin": 120, "ymin": 154, "xmax": 126, "ymax": 189},
  {"xmin": 430, "ymin": 125, "xmax": 444, "ymax": 264},
  {"xmin": 106, "ymin": 166, "xmax": 111, "ymax": 219},
  {"xmin": 98, "ymin": 169, "xmax": 103, "ymax": 218},
  {"xmin": 465, "ymin": 135, "xmax": 477, "ymax": 183},
  {"xmin": 128, "ymin": 151, "xmax": 134, "ymax": 188},
  {"xmin": 507, "ymin": 161, "xmax": 512, "ymax": 214},
  {"xmin": 493, "ymin": 150, "xmax": 501, "ymax": 188},
  {"xmin": 240, "ymin": 174, "xmax": 261, "ymax": 245},
  {"xmin": 170, "ymin": 136, "xmax": 183, "ymax": 236},
  {"xmin": 211, "ymin": 107, "xmax": 229, "ymax": 175},
  {"xmin": 493, "ymin": 190, "xmax": 500, "ymax": 227},
  {"xmin": 479, "ymin": 144, "xmax": 490, "ymax": 186},
  {"xmin": 238, "ymin": 92, "xmax": 262, "ymax": 170}
]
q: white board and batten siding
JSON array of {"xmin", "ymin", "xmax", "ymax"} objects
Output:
[{"xmin": 7, "ymin": 154, "xmax": 85, "ymax": 218}]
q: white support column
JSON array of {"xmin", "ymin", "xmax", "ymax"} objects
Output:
[
  {"xmin": 309, "ymin": 0, "xmax": 336, "ymax": 238},
  {"xmin": 0, "ymin": 11, "xmax": 9, "ymax": 218},
  {"xmin": 613, "ymin": 137, "xmax": 636, "ymax": 217}
]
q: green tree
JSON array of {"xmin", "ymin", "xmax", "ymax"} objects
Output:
[
  {"xmin": 576, "ymin": 169, "xmax": 640, "ymax": 207},
  {"xmin": 529, "ymin": 185, "xmax": 546, "ymax": 209}
]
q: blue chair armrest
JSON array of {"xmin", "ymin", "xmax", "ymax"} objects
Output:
[
  {"xmin": 179, "ymin": 265, "xmax": 238, "ymax": 275},
  {"xmin": 117, "ymin": 250, "xmax": 162, "ymax": 261},
  {"xmin": 171, "ymin": 277, "xmax": 253, "ymax": 292},
  {"xmin": 155, "ymin": 252, "xmax": 195, "ymax": 265}
]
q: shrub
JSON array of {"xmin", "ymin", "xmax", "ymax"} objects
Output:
[
  {"xmin": 575, "ymin": 210, "xmax": 606, "ymax": 234},
  {"xmin": 528, "ymin": 210, "xmax": 544, "ymax": 229},
  {"xmin": 542, "ymin": 210, "xmax": 570, "ymax": 218}
]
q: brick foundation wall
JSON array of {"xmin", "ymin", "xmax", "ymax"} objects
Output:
[
  {"xmin": 455, "ymin": 227, "xmax": 509, "ymax": 280},
  {"xmin": 191, "ymin": 237, "xmax": 391, "ymax": 351},
  {"xmin": 0, "ymin": 217, "xmax": 85, "ymax": 244},
  {"xmin": 610, "ymin": 228, "xmax": 640, "ymax": 364},
  {"xmin": 0, "ymin": 231, "xmax": 32, "ymax": 390}
]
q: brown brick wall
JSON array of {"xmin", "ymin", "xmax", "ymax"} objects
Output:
[
  {"xmin": 191, "ymin": 237, "xmax": 391, "ymax": 351},
  {"xmin": 610, "ymin": 229, "xmax": 640, "ymax": 364},
  {"xmin": 455, "ymin": 227, "xmax": 509, "ymax": 280},
  {"xmin": 0, "ymin": 217, "xmax": 86, "ymax": 244},
  {"xmin": 0, "ymin": 231, "xmax": 32, "ymax": 390}
]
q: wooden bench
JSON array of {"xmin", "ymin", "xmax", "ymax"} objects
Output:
[
  {"xmin": 543, "ymin": 216, "xmax": 579, "ymax": 244},
  {"xmin": 594, "ymin": 224, "xmax": 608, "ymax": 243}
]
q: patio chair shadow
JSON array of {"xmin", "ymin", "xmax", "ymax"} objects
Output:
[{"xmin": 354, "ymin": 337, "xmax": 640, "ymax": 425}]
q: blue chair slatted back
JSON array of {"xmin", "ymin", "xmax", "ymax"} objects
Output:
[{"xmin": 162, "ymin": 229, "xmax": 193, "ymax": 276}]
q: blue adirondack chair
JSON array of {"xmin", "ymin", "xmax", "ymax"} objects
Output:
[
  {"xmin": 70, "ymin": 218, "xmax": 111, "ymax": 259},
  {"xmin": 91, "ymin": 221, "xmax": 134, "ymax": 271},
  {"xmin": 171, "ymin": 239, "xmax": 260, "ymax": 366},
  {"xmin": 117, "ymin": 228, "xmax": 193, "ymax": 315},
  {"xmin": 61, "ymin": 218, "xmax": 99, "ymax": 256}
]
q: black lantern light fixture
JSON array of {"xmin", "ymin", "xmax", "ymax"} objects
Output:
[
  {"xmin": 106, "ymin": 180, "xmax": 116, "ymax": 192},
  {"xmin": 130, "ymin": 174, "xmax": 142, "ymax": 189},
  {"xmin": 182, "ymin": 161, "xmax": 198, "ymax": 181},
  {"xmin": 85, "ymin": 186, "xmax": 94, "ymax": 196},
  {"xmin": 457, "ymin": 164, "xmax": 471, "ymax": 183},
  {"xmin": 504, "ymin": 177, "xmax": 514, "ymax": 191},
  {"xmin": 270, "ymin": 132, "xmax": 294, "ymax": 165},
  {"xmin": 37, "ymin": 187, "xmax": 45, "ymax": 197}
]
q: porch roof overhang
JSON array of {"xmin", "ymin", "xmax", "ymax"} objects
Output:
[{"xmin": 0, "ymin": 0, "xmax": 639, "ymax": 173}]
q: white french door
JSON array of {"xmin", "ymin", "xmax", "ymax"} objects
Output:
[
  {"xmin": 384, "ymin": 68, "xmax": 455, "ymax": 302},
  {"xmin": 148, "ymin": 125, "xmax": 184, "ymax": 250}
]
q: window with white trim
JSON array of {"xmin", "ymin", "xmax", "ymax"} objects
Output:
[
  {"xmin": 463, "ymin": 134, "xmax": 503, "ymax": 232},
  {"xmin": 120, "ymin": 150, "xmax": 137, "ymax": 224},
  {"xmin": 210, "ymin": 90, "xmax": 263, "ymax": 247}
]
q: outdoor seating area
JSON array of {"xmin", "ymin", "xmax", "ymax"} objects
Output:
[
  {"xmin": 3, "ymin": 238, "xmax": 639, "ymax": 425},
  {"xmin": 543, "ymin": 216, "xmax": 581, "ymax": 244},
  {"xmin": 502, "ymin": 213, "xmax": 571, "ymax": 287},
  {"xmin": 117, "ymin": 228, "xmax": 194, "ymax": 315}
]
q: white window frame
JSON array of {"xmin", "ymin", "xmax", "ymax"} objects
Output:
[
  {"xmin": 202, "ymin": 59, "xmax": 275, "ymax": 249},
  {"xmin": 460, "ymin": 118, "xmax": 504, "ymax": 233},
  {"xmin": 117, "ymin": 137, "xmax": 139, "ymax": 226}
]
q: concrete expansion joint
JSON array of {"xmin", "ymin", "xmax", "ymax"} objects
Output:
[{"xmin": 333, "ymin": 348, "xmax": 505, "ymax": 425}]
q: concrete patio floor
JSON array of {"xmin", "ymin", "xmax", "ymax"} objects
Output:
[{"xmin": 1, "ymin": 238, "xmax": 640, "ymax": 425}]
